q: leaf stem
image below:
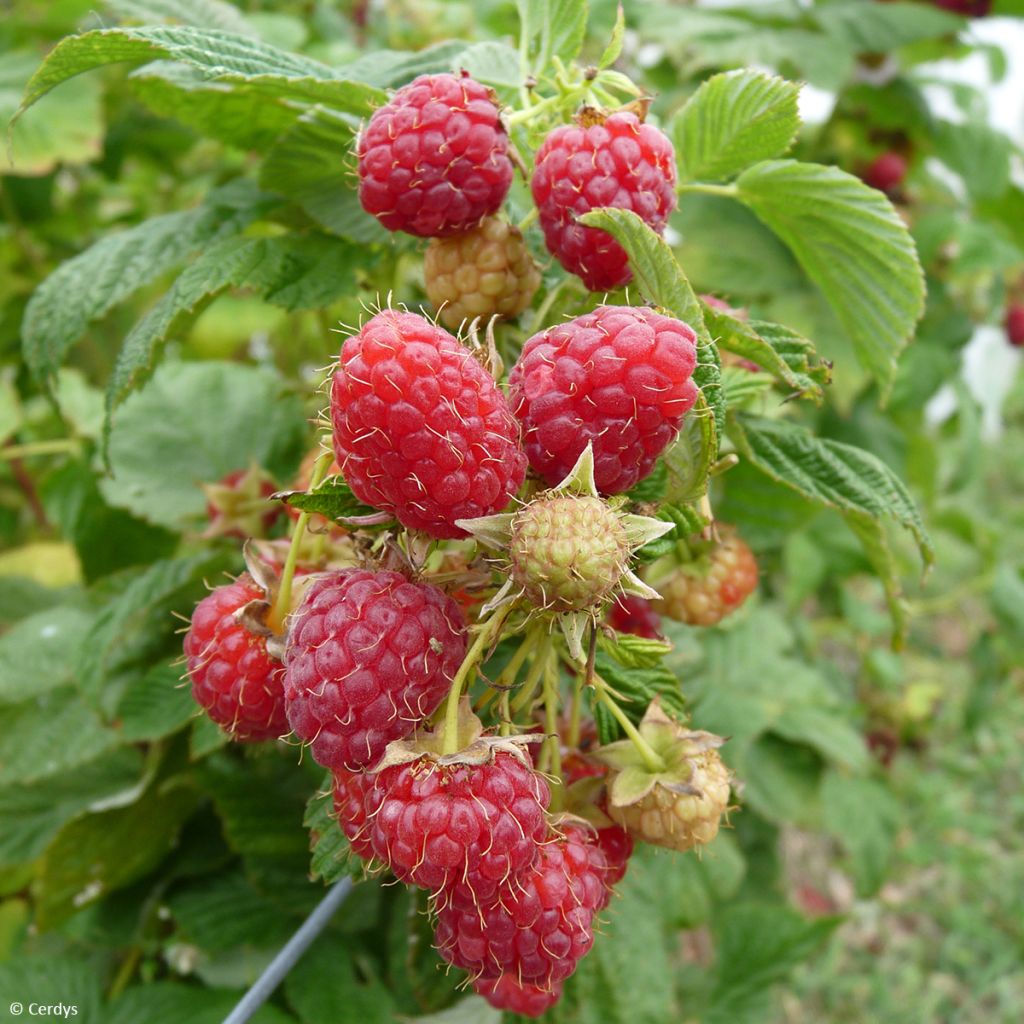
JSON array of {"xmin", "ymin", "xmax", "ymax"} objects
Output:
[
  {"xmin": 517, "ymin": 207, "xmax": 539, "ymax": 231},
  {"xmin": 0, "ymin": 438, "xmax": 81, "ymax": 460},
  {"xmin": 542, "ymin": 654, "xmax": 563, "ymax": 811},
  {"xmin": 593, "ymin": 674, "xmax": 664, "ymax": 773},
  {"xmin": 441, "ymin": 604, "xmax": 512, "ymax": 755},
  {"xmin": 475, "ymin": 625, "xmax": 537, "ymax": 712},
  {"xmin": 677, "ymin": 182, "xmax": 739, "ymax": 198},
  {"xmin": 268, "ymin": 450, "xmax": 332, "ymax": 633},
  {"xmin": 509, "ymin": 632, "xmax": 552, "ymax": 716}
]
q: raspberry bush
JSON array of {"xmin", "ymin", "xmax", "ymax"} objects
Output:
[{"xmin": 3, "ymin": 2, "xmax": 1023, "ymax": 1023}]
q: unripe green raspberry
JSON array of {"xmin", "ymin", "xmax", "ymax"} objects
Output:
[
  {"xmin": 509, "ymin": 496, "xmax": 629, "ymax": 612},
  {"xmin": 425, "ymin": 217, "xmax": 540, "ymax": 330}
]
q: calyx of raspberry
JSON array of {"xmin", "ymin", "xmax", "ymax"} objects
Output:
[
  {"xmin": 201, "ymin": 463, "xmax": 280, "ymax": 539},
  {"xmin": 593, "ymin": 701, "xmax": 731, "ymax": 852},
  {"xmin": 372, "ymin": 697, "xmax": 541, "ymax": 771},
  {"xmin": 456, "ymin": 445, "xmax": 671, "ymax": 658}
]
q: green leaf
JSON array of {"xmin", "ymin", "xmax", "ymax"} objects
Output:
[
  {"xmin": 844, "ymin": 511, "xmax": 910, "ymax": 649},
  {"xmin": 735, "ymin": 160, "xmax": 925, "ymax": 396},
  {"xmin": 577, "ymin": 207, "xmax": 724, "ymax": 455},
  {"xmin": 339, "ymin": 40, "xmax": 470, "ymax": 89},
  {"xmin": 16, "ymin": 26, "xmax": 385, "ymax": 119},
  {"xmin": 281, "ymin": 476, "xmax": 385, "ymax": 524},
  {"xmin": 108, "ymin": 0, "xmax": 258, "ymax": 35},
  {"xmin": 593, "ymin": 651, "xmax": 686, "ymax": 725},
  {"xmin": 822, "ymin": 772, "xmax": 899, "ymax": 897},
  {"xmin": 0, "ymin": 606, "xmax": 93, "ymax": 704},
  {"xmin": 305, "ymin": 777, "xmax": 363, "ymax": 885},
  {"xmin": 770, "ymin": 706, "xmax": 869, "ymax": 773},
  {"xmin": 103, "ymin": 361, "xmax": 305, "ymax": 530},
  {"xmin": 518, "ymin": 0, "xmax": 588, "ymax": 76},
  {"xmin": 36, "ymin": 777, "xmax": 199, "ymax": 926},
  {"xmin": 116, "ymin": 663, "xmax": 196, "ymax": 741},
  {"xmin": 260, "ymin": 107, "xmax": 390, "ymax": 245},
  {"xmin": 107, "ymin": 982, "xmax": 296, "ymax": 1024},
  {"xmin": 104, "ymin": 233, "xmax": 358, "ymax": 430},
  {"xmin": 661, "ymin": 389, "xmax": 715, "ymax": 503},
  {"xmin": 0, "ymin": 748, "xmax": 143, "ymax": 867},
  {"xmin": 815, "ymin": 0, "xmax": 966, "ymax": 52},
  {"xmin": 455, "ymin": 41, "xmax": 522, "ymax": 90},
  {"xmin": 284, "ymin": 931, "xmax": 396, "ymax": 1024},
  {"xmin": 730, "ymin": 415, "xmax": 932, "ymax": 568},
  {"xmin": 0, "ymin": 51, "xmax": 103, "ymax": 176},
  {"xmin": 0, "ymin": 957, "xmax": 102, "ymax": 1020},
  {"xmin": 22, "ymin": 180, "xmax": 273, "ymax": 385},
  {"xmin": 705, "ymin": 903, "xmax": 839, "ymax": 1022},
  {"xmin": 674, "ymin": 70, "xmax": 800, "ymax": 184},
  {"xmin": 0, "ymin": 688, "xmax": 119, "ymax": 787},
  {"xmin": 78, "ymin": 552, "xmax": 232, "ymax": 710},
  {"xmin": 598, "ymin": 3, "xmax": 626, "ymax": 70},
  {"xmin": 597, "ymin": 631, "xmax": 672, "ymax": 670},
  {"xmin": 935, "ymin": 120, "xmax": 1013, "ymax": 202},
  {"xmin": 129, "ymin": 61, "xmax": 300, "ymax": 149},
  {"xmin": 702, "ymin": 304, "xmax": 830, "ymax": 401},
  {"xmin": 738, "ymin": 733, "xmax": 823, "ymax": 827}
]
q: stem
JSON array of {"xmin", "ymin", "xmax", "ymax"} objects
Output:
[
  {"xmin": 441, "ymin": 605, "xmax": 512, "ymax": 755},
  {"xmin": 268, "ymin": 450, "xmax": 332, "ymax": 633},
  {"xmin": 593, "ymin": 675, "xmax": 665, "ymax": 773},
  {"xmin": 0, "ymin": 438, "xmax": 81, "ymax": 460},
  {"xmin": 677, "ymin": 182, "xmax": 739, "ymax": 198},
  {"xmin": 475, "ymin": 627, "xmax": 537, "ymax": 712},
  {"xmin": 517, "ymin": 207, "xmax": 539, "ymax": 231},
  {"xmin": 569, "ymin": 626, "xmax": 597, "ymax": 750},
  {"xmin": 510, "ymin": 633, "xmax": 552, "ymax": 716},
  {"xmin": 542, "ymin": 654, "xmax": 563, "ymax": 811}
]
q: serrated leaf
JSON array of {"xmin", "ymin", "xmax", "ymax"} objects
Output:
[
  {"xmin": 36, "ymin": 777, "xmax": 199, "ymax": 927},
  {"xmin": 0, "ymin": 748, "xmax": 143, "ymax": 867},
  {"xmin": 282, "ymin": 476, "xmax": 385, "ymax": 524},
  {"xmin": 16, "ymin": 26, "xmax": 385, "ymax": 119},
  {"xmin": 821, "ymin": 772, "xmax": 899, "ymax": 897},
  {"xmin": 770, "ymin": 706, "xmax": 869, "ymax": 773},
  {"xmin": 705, "ymin": 903, "xmax": 839, "ymax": 1022},
  {"xmin": 0, "ymin": 957, "xmax": 102, "ymax": 1020},
  {"xmin": 730, "ymin": 414, "xmax": 932, "ymax": 568},
  {"xmin": 674, "ymin": 70, "xmax": 800, "ymax": 184},
  {"xmin": 599, "ymin": 4, "xmax": 626, "ymax": 70},
  {"xmin": 454, "ymin": 41, "xmax": 522, "ymax": 90},
  {"xmin": 844, "ymin": 511, "xmax": 910, "ymax": 649},
  {"xmin": 305, "ymin": 777, "xmax": 363, "ymax": 885},
  {"xmin": 735, "ymin": 160, "xmax": 925, "ymax": 396},
  {"xmin": 116, "ymin": 663, "xmax": 196, "ymax": 741},
  {"xmin": 0, "ymin": 606, "xmax": 93, "ymax": 704},
  {"xmin": 22, "ymin": 180, "xmax": 273, "ymax": 385},
  {"xmin": 702, "ymin": 303, "xmax": 830, "ymax": 401},
  {"xmin": 339, "ymin": 40, "xmax": 471, "ymax": 89},
  {"xmin": 593, "ymin": 651, "xmax": 685, "ymax": 727},
  {"xmin": 260, "ymin": 107, "xmax": 390, "ymax": 245},
  {"xmin": 285, "ymin": 931, "xmax": 396, "ymax": 1024},
  {"xmin": 935, "ymin": 119, "xmax": 1013, "ymax": 202},
  {"xmin": 597, "ymin": 631, "xmax": 672, "ymax": 669},
  {"xmin": 518, "ymin": 0, "xmax": 588, "ymax": 76},
  {"xmin": 661, "ymin": 389, "xmax": 715, "ymax": 503},
  {"xmin": 103, "ymin": 233, "xmax": 357, "ymax": 435},
  {"xmin": 815, "ymin": 0, "xmax": 966, "ymax": 52},
  {"xmin": 0, "ymin": 689, "xmax": 120, "ymax": 787},
  {"xmin": 109, "ymin": 0, "xmax": 258, "ymax": 35},
  {"xmin": 103, "ymin": 360, "xmax": 305, "ymax": 530},
  {"xmin": 129, "ymin": 61, "xmax": 299, "ymax": 149}
]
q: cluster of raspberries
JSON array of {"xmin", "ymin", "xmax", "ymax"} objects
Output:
[{"xmin": 355, "ymin": 71, "xmax": 678, "ymax": 326}]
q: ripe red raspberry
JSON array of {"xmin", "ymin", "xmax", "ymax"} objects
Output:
[
  {"xmin": 331, "ymin": 769, "xmax": 375, "ymax": 862},
  {"xmin": 607, "ymin": 594, "xmax": 663, "ymax": 639},
  {"xmin": 364, "ymin": 750, "xmax": 550, "ymax": 906},
  {"xmin": 862, "ymin": 152, "xmax": 907, "ymax": 194},
  {"xmin": 183, "ymin": 576, "xmax": 288, "ymax": 742},
  {"xmin": 202, "ymin": 466, "xmax": 281, "ymax": 539},
  {"xmin": 594, "ymin": 823, "xmax": 633, "ymax": 890},
  {"xmin": 331, "ymin": 310, "xmax": 527, "ymax": 538},
  {"xmin": 283, "ymin": 570, "xmax": 466, "ymax": 770},
  {"xmin": 357, "ymin": 72, "xmax": 513, "ymax": 238},
  {"xmin": 509, "ymin": 305, "xmax": 698, "ymax": 494},
  {"xmin": 1005, "ymin": 303, "xmax": 1024, "ymax": 347},
  {"xmin": 424, "ymin": 217, "xmax": 540, "ymax": 330},
  {"xmin": 434, "ymin": 824, "xmax": 608, "ymax": 988},
  {"xmin": 932, "ymin": 0, "xmax": 990, "ymax": 14},
  {"xmin": 654, "ymin": 528, "xmax": 758, "ymax": 627},
  {"xmin": 531, "ymin": 111, "xmax": 677, "ymax": 291},
  {"xmin": 473, "ymin": 975, "xmax": 563, "ymax": 1018}
]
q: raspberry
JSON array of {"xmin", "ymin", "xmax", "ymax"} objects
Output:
[
  {"xmin": 932, "ymin": 0, "xmax": 989, "ymax": 14},
  {"xmin": 202, "ymin": 466, "xmax": 281, "ymax": 539},
  {"xmin": 332, "ymin": 768, "xmax": 375, "ymax": 862},
  {"xmin": 509, "ymin": 495, "xmax": 630, "ymax": 612},
  {"xmin": 597, "ymin": 703, "xmax": 731, "ymax": 853},
  {"xmin": 365, "ymin": 749, "xmax": 550, "ymax": 906},
  {"xmin": 1006, "ymin": 303, "xmax": 1024, "ymax": 347},
  {"xmin": 330, "ymin": 310, "xmax": 527, "ymax": 538},
  {"xmin": 654, "ymin": 528, "xmax": 758, "ymax": 626},
  {"xmin": 283, "ymin": 569, "xmax": 466, "ymax": 770},
  {"xmin": 595, "ymin": 823, "xmax": 634, "ymax": 889},
  {"xmin": 607, "ymin": 594, "xmax": 663, "ymax": 639},
  {"xmin": 357, "ymin": 72, "xmax": 513, "ymax": 238},
  {"xmin": 531, "ymin": 111, "xmax": 677, "ymax": 291},
  {"xmin": 424, "ymin": 217, "xmax": 540, "ymax": 330},
  {"xmin": 509, "ymin": 305, "xmax": 698, "ymax": 494},
  {"xmin": 434, "ymin": 824, "xmax": 608, "ymax": 989},
  {"xmin": 183, "ymin": 576, "xmax": 288, "ymax": 742},
  {"xmin": 862, "ymin": 152, "xmax": 907, "ymax": 194},
  {"xmin": 473, "ymin": 975, "xmax": 563, "ymax": 1018}
]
